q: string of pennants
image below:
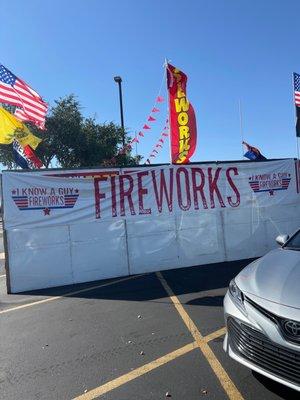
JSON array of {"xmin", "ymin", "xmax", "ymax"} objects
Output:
[
  {"xmin": 146, "ymin": 118, "xmax": 169, "ymax": 164},
  {"xmin": 118, "ymin": 95, "xmax": 164, "ymax": 155}
]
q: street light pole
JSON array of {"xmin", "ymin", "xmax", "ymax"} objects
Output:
[{"xmin": 114, "ymin": 76, "xmax": 125, "ymax": 146}]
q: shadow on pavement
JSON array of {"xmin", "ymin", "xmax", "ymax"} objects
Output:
[
  {"xmin": 15, "ymin": 258, "xmax": 255, "ymax": 301},
  {"xmin": 186, "ymin": 295, "xmax": 224, "ymax": 307},
  {"xmin": 252, "ymin": 371, "xmax": 300, "ymax": 399}
]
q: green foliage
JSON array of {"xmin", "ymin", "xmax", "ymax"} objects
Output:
[{"xmin": 0, "ymin": 95, "xmax": 141, "ymax": 169}]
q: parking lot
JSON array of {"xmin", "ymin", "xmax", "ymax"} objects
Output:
[{"xmin": 0, "ymin": 235, "xmax": 299, "ymax": 400}]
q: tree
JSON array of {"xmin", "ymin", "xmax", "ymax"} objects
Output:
[{"xmin": 0, "ymin": 95, "xmax": 141, "ymax": 169}]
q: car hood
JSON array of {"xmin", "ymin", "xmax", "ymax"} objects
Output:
[{"xmin": 236, "ymin": 248, "xmax": 300, "ymax": 309}]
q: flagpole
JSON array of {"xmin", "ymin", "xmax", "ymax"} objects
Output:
[
  {"xmin": 164, "ymin": 58, "xmax": 172, "ymax": 164},
  {"xmin": 238, "ymin": 99, "xmax": 245, "ymax": 158},
  {"xmin": 292, "ymin": 73, "xmax": 300, "ymax": 161}
]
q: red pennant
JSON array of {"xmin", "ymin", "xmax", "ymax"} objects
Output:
[
  {"xmin": 152, "ymin": 107, "xmax": 160, "ymax": 113},
  {"xmin": 159, "ymin": 138, "xmax": 164, "ymax": 143},
  {"xmin": 148, "ymin": 116, "xmax": 156, "ymax": 122},
  {"xmin": 138, "ymin": 131, "xmax": 144, "ymax": 137},
  {"xmin": 162, "ymin": 133, "xmax": 169, "ymax": 137},
  {"xmin": 156, "ymin": 144, "xmax": 162, "ymax": 148},
  {"xmin": 156, "ymin": 96, "xmax": 164, "ymax": 103},
  {"xmin": 143, "ymin": 124, "xmax": 151, "ymax": 130}
]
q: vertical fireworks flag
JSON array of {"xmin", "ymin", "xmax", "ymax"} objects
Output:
[
  {"xmin": 166, "ymin": 63, "xmax": 197, "ymax": 164},
  {"xmin": 293, "ymin": 72, "xmax": 300, "ymax": 137},
  {"xmin": 0, "ymin": 64, "xmax": 47, "ymax": 129}
]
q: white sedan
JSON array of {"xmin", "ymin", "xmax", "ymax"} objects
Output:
[{"xmin": 223, "ymin": 229, "xmax": 300, "ymax": 391}]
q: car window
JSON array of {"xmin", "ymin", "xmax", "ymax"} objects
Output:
[{"xmin": 285, "ymin": 230, "xmax": 300, "ymax": 249}]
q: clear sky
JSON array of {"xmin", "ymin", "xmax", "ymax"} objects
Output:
[{"xmin": 1, "ymin": 0, "xmax": 300, "ymax": 164}]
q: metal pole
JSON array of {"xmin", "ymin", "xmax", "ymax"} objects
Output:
[
  {"xmin": 238, "ymin": 99, "xmax": 245, "ymax": 158},
  {"xmin": 292, "ymin": 73, "xmax": 300, "ymax": 160},
  {"xmin": 114, "ymin": 76, "xmax": 125, "ymax": 146}
]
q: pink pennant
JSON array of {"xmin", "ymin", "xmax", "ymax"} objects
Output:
[
  {"xmin": 138, "ymin": 131, "xmax": 144, "ymax": 137},
  {"xmin": 159, "ymin": 138, "xmax": 164, "ymax": 143},
  {"xmin": 156, "ymin": 144, "xmax": 162, "ymax": 148},
  {"xmin": 156, "ymin": 96, "xmax": 164, "ymax": 103},
  {"xmin": 148, "ymin": 116, "xmax": 156, "ymax": 122},
  {"xmin": 162, "ymin": 133, "xmax": 169, "ymax": 137},
  {"xmin": 152, "ymin": 107, "xmax": 160, "ymax": 113},
  {"xmin": 132, "ymin": 137, "xmax": 139, "ymax": 143},
  {"xmin": 143, "ymin": 124, "xmax": 151, "ymax": 130}
]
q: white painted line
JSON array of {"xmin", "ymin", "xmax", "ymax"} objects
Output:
[
  {"xmin": 0, "ymin": 252, "xmax": 5, "ymax": 260},
  {"xmin": 0, "ymin": 274, "xmax": 5, "ymax": 278}
]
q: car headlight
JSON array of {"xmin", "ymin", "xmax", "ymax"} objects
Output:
[{"xmin": 228, "ymin": 279, "xmax": 247, "ymax": 315}]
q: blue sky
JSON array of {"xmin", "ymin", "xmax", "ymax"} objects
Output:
[{"xmin": 1, "ymin": 0, "xmax": 300, "ymax": 164}]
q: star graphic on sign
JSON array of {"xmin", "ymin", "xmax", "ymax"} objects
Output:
[
  {"xmin": 75, "ymin": 189, "xmax": 79, "ymax": 193},
  {"xmin": 269, "ymin": 190, "xmax": 274, "ymax": 196},
  {"xmin": 43, "ymin": 208, "xmax": 51, "ymax": 215}
]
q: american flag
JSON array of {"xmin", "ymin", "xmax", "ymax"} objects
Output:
[
  {"xmin": 293, "ymin": 72, "xmax": 300, "ymax": 107},
  {"xmin": 0, "ymin": 64, "xmax": 47, "ymax": 129}
]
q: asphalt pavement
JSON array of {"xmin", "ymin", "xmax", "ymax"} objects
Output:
[{"xmin": 0, "ymin": 240, "xmax": 299, "ymax": 399}]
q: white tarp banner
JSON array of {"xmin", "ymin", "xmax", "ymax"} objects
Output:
[
  {"xmin": 3, "ymin": 159, "xmax": 299, "ymax": 229},
  {"xmin": 2, "ymin": 159, "xmax": 300, "ymax": 293}
]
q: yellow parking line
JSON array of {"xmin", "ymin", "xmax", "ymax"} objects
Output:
[
  {"xmin": 72, "ymin": 327, "xmax": 227, "ymax": 400},
  {"xmin": 0, "ymin": 275, "xmax": 142, "ymax": 315},
  {"xmin": 156, "ymin": 271, "xmax": 243, "ymax": 400},
  {"xmin": 72, "ymin": 341, "xmax": 196, "ymax": 400},
  {"xmin": 204, "ymin": 327, "xmax": 227, "ymax": 343}
]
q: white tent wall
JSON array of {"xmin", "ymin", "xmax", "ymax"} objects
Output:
[{"xmin": 2, "ymin": 159, "xmax": 300, "ymax": 293}]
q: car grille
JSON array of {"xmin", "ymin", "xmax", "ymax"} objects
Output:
[
  {"xmin": 244, "ymin": 296, "xmax": 300, "ymax": 345},
  {"xmin": 228, "ymin": 317, "xmax": 300, "ymax": 385}
]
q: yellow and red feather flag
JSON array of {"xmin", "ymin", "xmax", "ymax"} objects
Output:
[{"xmin": 166, "ymin": 63, "xmax": 197, "ymax": 164}]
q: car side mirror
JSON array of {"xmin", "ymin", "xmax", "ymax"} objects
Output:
[{"xmin": 276, "ymin": 234, "xmax": 289, "ymax": 246}]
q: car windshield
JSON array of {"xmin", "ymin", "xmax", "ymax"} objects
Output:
[{"xmin": 284, "ymin": 230, "xmax": 300, "ymax": 250}]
